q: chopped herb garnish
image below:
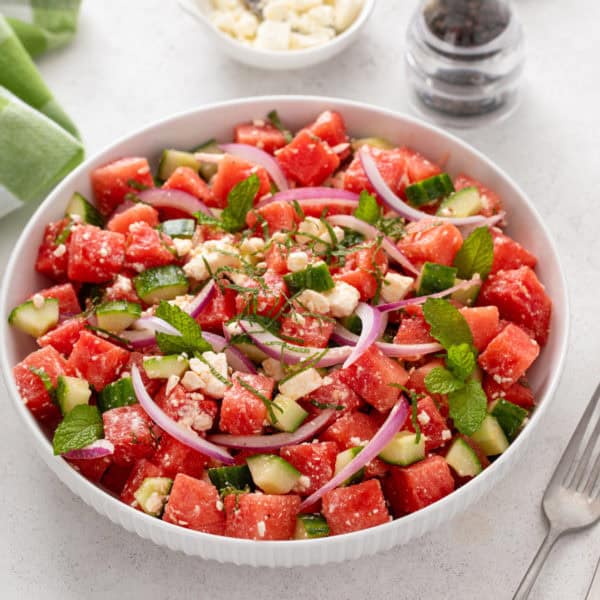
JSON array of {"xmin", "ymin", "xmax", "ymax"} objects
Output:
[
  {"xmin": 267, "ymin": 109, "xmax": 293, "ymax": 143},
  {"xmin": 127, "ymin": 179, "xmax": 151, "ymax": 191}
]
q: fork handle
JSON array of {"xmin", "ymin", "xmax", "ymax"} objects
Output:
[{"xmin": 512, "ymin": 527, "xmax": 563, "ymax": 600}]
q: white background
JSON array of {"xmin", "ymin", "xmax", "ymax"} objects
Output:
[{"xmin": 2, "ymin": 1, "xmax": 600, "ymax": 598}]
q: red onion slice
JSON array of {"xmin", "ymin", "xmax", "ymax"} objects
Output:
[
  {"xmin": 63, "ymin": 439, "xmax": 114, "ymax": 460},
  {"xmin": 359, "ymin": 148, "xmax": 505, "ymax": 227},
  {"xmin": 132, "ymin": 316, "xmax": 182, "ymax": 336},
  {"xmin": 377, "ymin": 274, "xmax": 481, "ymax": 313},
  {"xmin": 331, "ymin": 142, "xmax": 351, "ymax": 155},
  {"xmin": 220, "ymin": 143, "xmax": 289, "ymax": 192},
  {"xmin": 202, "ymin": 331, "xmax": 258, "ymax": 375},
  {"xmin": 185, "ymin": 280, "xmax": 216, "ymax": 319},
  {"xmin": 131, "ymin": 365, "xmax": 234, "ymax": 465},
  {"xmin": 208, "ymin": 409, "xmax": 335, "ymax": 450},
  {"xmin": 119, "ymin": 329, "xmax": 158, "ymax": 349},
  {"xmin": 342, "ymin": 303, "xmax": 382, "ymax": 369},
  {"xmin": 326, "ymin": 214, "xmax": 419, "ymax": 275},
  {"xmin": 239, "ymin": 319, "xmax": 352, "ymax": 368},
  {"xmin": 298, "ymin": 397, "xmax": 410, "ymax": 511},
  {"xmin": 331, "ymin": 323, "xmax": 443, "ymax": 357},
  {"xmin": 138, "ymin": 188, "xmax": 213, "ymax": 216},
  {"xmin": 257, "ymin": 187, "xmax": 360, "ymax": 209}
]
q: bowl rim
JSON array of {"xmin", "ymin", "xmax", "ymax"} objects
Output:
[
  {"xmin": 0, "ymin": 95, "xmax": 570, "ymax": 565},
  {"xmin": 177, "ymin": 0, "xmax": 376, "ymax": 59}
]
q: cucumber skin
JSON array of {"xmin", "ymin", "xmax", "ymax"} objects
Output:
[
  {"xmin": 8, "ymin": 297, "xmax": 59, "ymax": 338},
  {"xmin": 66, "ymin": 192, "xmax": 105, "ymax": 227},
  {"xmin": 98, "ymin": 377, "xmax": 138, "ymax": 412},
  {"xmin": 445, "ymin": 438, "xmax": 482, "ymax": 477},
  {"xmin": 208, "ymin": 465, "xmax": 253, "ymax": 494},
  {"xmin": 490, "ymin": 399, "xmax": 528, "ymax": 441},
  {"xmin": 159, "ymin": 219, "xmax": 196, "ymax": 239},
  {"xmin": 133, "ymin": 265, "xmax": 189, "ymax": 304},
  {"xmin": 246, "ymin": 454, "xmax": 301, "ymax": 494},
  {"xmin": 417, "ymin": 262, "xmax": 458, "ymax": 296},
  {"xmin": 295, "ymin": 514, "xmax": 330, "ymax": 539}
]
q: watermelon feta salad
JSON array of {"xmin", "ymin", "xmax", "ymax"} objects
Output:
[{"xmin": 9, "ymin": 109, "xmax": 552, "ymax": 541}]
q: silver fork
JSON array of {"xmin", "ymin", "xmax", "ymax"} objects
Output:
[{"xmin": 513, "ymin": 382, "xmax": 600, "ymax": 599}]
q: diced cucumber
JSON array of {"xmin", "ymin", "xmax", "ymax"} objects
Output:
[
  {"xmin": 95, "ymin": 301, "xmax": 141, "ymax": 333},
  {"xmin": 268, "ymin": 394, "xmax": 308, "ymax": 433},
  {"xmin": 294, "ymin": 514, "xmax": 330, "ymax": 539},
  {"xmin": 351, "ymin": 137, "xmax": 395, "ymax": 151},
  {"xmin": 142, "ymin": 354, "xmax": 189, "ymax": 379},
  {"xmin": 208, "ymin": 465, "xmax": 253, "ymax": 494},
  {"xmin": 405, "ymin": 173, "xmax": 455, "ymax": 207},
  {"xmin": 157, "ymin": 149, "xmax": 199, "ymax": 181},
  {"xmin": 490, "ymin": 399, "xmax": 528, "ymax": 441},
  {"xmin": 334, "ymin": 446, "xmax": 364, "ymax": 486},
  {"xmin": 134, "ymin": 477, "xmax": 173, "ymax": 517},
  {"xmin": 8, "ymin": 297, "xmax": 59, "ymax": 337},
  {"xmin": 451, "ymin": 277, "xmax": 481, "ymax": 306},
  {"xmin": 471, "ymin": 415, "xmax": 509, "ymax": 456},
  {"xmin": 133, "ymin": 265, "xmax": 189, "ymax": 304},
  {"xmin": 283, "ymin": 262, "xmax": 335, "ymax": 293},
  {"xmin": 56, "ymin": 375, "xmax": 91, "ymax": 415},
  {"xmin": 65, "ymin": 192, "xmax": 104, "ymax": 227},
  {"xmin": 417, "ymin": 262, "xmax": 458, "ymax": 296},
  {"xmin": 378, "ymin": 431, "xmax": 425, "ymax": 466},
  {"xmin": 246, "ymin": 454, "xmax": 301, "ymax": 494},
  {"xmin": 192, "ymin": 138, "xmax": 221, "ymax": 181},
  {"xmin": 159, "ymin": 218, "xmax": 196, "ymax": 239},
  {"xmin": 437, "ymin": 187, "xmax": 482, "ymax": 218},
  {"xmin": 342, "ymin": 313, "xmax": 362, "ymax": 335},
  {"xmin": 445, "ymin": 437, "xmax": 482, "ymax": 477},
  {"xmin": 97, "ymin": 377, "xmax": 138, "ymax": 412}
]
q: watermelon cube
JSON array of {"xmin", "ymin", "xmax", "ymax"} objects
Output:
[
  {"xmin": 100, "ymin": 463, "xmax": 133, "ymax": 495},
  {"xmin": 483, "ymin": 375, "xmax": 535, "ymax": 409},
  {"xmin": 245, "ymin": 200, "xmax": 297, "ymax": 236},
  {"xmin": 91, "ymin": 157, "xmax": 154, "ymax": 216},
  {"xmin": 478, "ymin": 323, "xmax": 540, "ymax": 387},
  {"xmin": 280, "ymin": 441, "xmax": 338, "ymax": 496},
  {"xmin": 163, "ymin": 166, "xmax": 215, "ymax": 206},
  {"xmin": 280, "ymin": 311, "xmax": 334, "ymax": 349},
  {"xmin": 338, "ymin": 345, "xmax": 408, "ymax": 412},
  {"xmin": 104, "ymin": 274, "xmax": 141, "ymax": 305},
  {"xmin": 399, "ymin": 146, "xmax": 442, "ymax": 183},
  {"xmin": 163, "ymin": 474, "xmax": 225, "ymax": 535},
  {"xmin": 67, "ymin": 330, "xmax": 130, "ymax": 391},
  {"xmin": 211, "ymin": 155, "xmax": 271, "ymax": 209},
  {"xmin": 107, "ymin": 203, "xmax": 159, "ymax": 234},
  {"xmin": 336, "ymin": 245, "xmax": 389, "ymax": 301},
  {"xmin": 234, "ymin": 121, "xmax": 288, "ymax": 154},
  {"xmin": 320, "ymin": 410, "xmax": 382, "ymax": 448},
  {"xmin": 36, "ymin": 283, "xmax": 81, "ymax": 315},
  {"xmin": 478, "ymin": 266, "xmax": 552, "ymax": 345},
  {"xmin": 397, "ymin": 221, "xmax": 463, "ymax": 269},
  {"xmin": 394, "ymin": 304, "xmax": 436, "ymax": 345},
  {"xmin": 459, "ymin": 306, "xmax": 500, "ymax": 352},
  {"xmin": 67, "ymin": 455, "xmax": 113, "ymax": 483},
  {"xmin": 303, "ymin": 369, "xmax": 364, "ymax": 418},
  {"xmin": 153, "ymin": 433, "xmax": 209, "ymax": 479},
  {"xmin": 120, "ymin": 459, "xmax": 165, "ymax": 507},
  {"xmin": 306, "ymin": 110, "xmax": 348, "ymax": 148},
  {"xmin": 37, "ymin": 317, "xmax": 85, "ymax": 356},
  {"xmin": 13, "ymin": 346, "xmax": 68, "ymax": 422},
  {"xmin": 276, "ymin": 130, "xmax": 340, "ymax": 187},
  {"xmin": 224, "ymin": 493, "xmax": 300, "ymax": 540},
  {"xmin": 35, "ymin": 218, "xmax": 72, "ymax": 281},
  {"xmin": 102, "ymin": 404, "xmax": 161, "ymax": 467},
  {"xmin": 67, "ymin": 225, "xmax": 126, "ymax": 283},
  {"xmin": 383, "ymin": 455, "xmax": 455, "ymax": 516},
  {"xmin": 124, "ymin": 221, "xmax": 176, "ymax": 271},
  {"xmin": 154, "ymin": 383, "xmax": 218, "ymax": 433},
  {"xmin": 405, "ymin": 396, "xmax": 450, "ymax": 452},
  {"xmin": 234, "ymin": 271, "xmax": 288, "ymax": 318},
  {"xmin": 343, "ymin": 146, "xmax": 407, "ymax": 197},
  {"xmin": 219, "ymin": 373, "xmax": 275, "ymax": 435},
  {"xmin": 193, "ymin": 285, "xmax": 236, "ymax": 333},
  {"xmin": 322, "ymin": 479, "xmax": 390, "ymax": 535},
  {"xmin": 490, "ymin": 229, "xmax": 537, "ymax": 274}
]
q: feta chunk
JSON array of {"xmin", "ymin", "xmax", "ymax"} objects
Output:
[
  {"xmin": 234, "ymin": 10, "xmax": 259, "ymax": 39},
  {"xmin": 187, "ymin": 352, "xmax": 229, "ymax": 398},
  {"xmin": 296, "ymin": 289, "xmax": 330, "ymax": 315},
  {"xmin": 287, "ymin": 250, "xmax": 309, "ymax": 273},
  {"xmin": 240, "ymin": 236, "xmax": 266, "ymax": 256},
  {"xmin": 262, "ymin": 358, "xmax": 286, "ymax": 381},
  {"xmin": 334, "ymin": 0, "xmax": 364, "ymax": 32},
  {"xmin": 32, "ymin": 293, "xmax": 45, "ymax": 309},
  {"xmin": 183, "ymin": 238, "xmax": 240, "ymax": 282},
  {"xmin": 306, "ymin": 5, "xmax": 334, "ymax": 28},
  {"xmin": 295, "ymin": 216, "xmax": 327, "ymax": 245},
  {"xmin": 278, "ymin": 367, "xmax": 323, "ymax": 401},
  {"xmin": 173, "ymin": 238, "xmax": 193, "ymax": 257},
  {"xmin": 255, "ymin": 20, "xmax": 291, "ymax": 50},
  {"xmin": 380, "ymin": 273, "xmax": 414, "ymax": 304},
  {"xmin": 323, "ymin": 281, "xmax": 360, "ymax": 318},
  {"xmin": 263, "ymin": 0, "xmax": 295, "ymax": 21}
]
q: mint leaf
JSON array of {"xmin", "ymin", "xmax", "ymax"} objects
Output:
[
  {"xmin": 425, "ymin": 367, "xmax": 465, "ymax": 394},
  {"xmin": 446, "ymin": 343, "xmax": 476, "ymax": 381},
  {"xmin": 53, "ymin": 405, "xmax": 103, "ymax": 455},
  {"xmin": 453, "ymin": 226, "xmax": 494, "ymax": 280},
  {"xmin": 422, "ymin": 298, "xmax": 474, "ymax": 350},
  {"xmin": 354, "ymin": 191, "xmax": 381, "ymax": 224},
  {"xmin": 267, "ymin": 110, "xmax": 293, "ymax": 143},
  {"xmin": 29, "ymin": 366, "xmax": 55, "ymax": 395},
  {"xmin": 221, "ymin": 174, "xmax": 260, "ymax": 233},
  {"xmin": 448, "ymin": 379, "xmax": 487, "ymax": 435},
  {"xmin": 155, "ymin": 301, "xmax": 211, "ymax": 355}
]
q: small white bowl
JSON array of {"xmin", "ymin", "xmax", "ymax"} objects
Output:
[
  {"xmin": 178, "ymin": 0, "xmax": 375, "ymax": 70},
  {"xmin": 0, "ymin": 96, "xmax": 569, "ymax": 567}
]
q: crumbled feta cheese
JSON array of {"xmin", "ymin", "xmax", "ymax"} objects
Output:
[
  {"xmin": 441, "ymin": 429, "xmax": 452, "ymax": 441},
  {"xmin": 334, "ymin": 0, "xmax": 364, "ymax": 32},
  {"xmin": 287, "ymin": 250, "xmax": 309, "ymax": 272},
  {"xmin": 52, "ymin": 244, "xmax": 66, "ymax": 258},
  {"xmin": 165, "ymin": 374, "xmax": 180, "ymax": 396},
  {"xmin": 181, "ymin": 370, "xmax": 204, "ymax": 392},
  {"xmin": 417, "ymin": 411, "xmax": 431, "ymax": 426},
  {"xmin": 113, "ymin": 274, "xmax": 133, "ymax": 293},
  {"xmin": 295, "ymin": 216, "xmax": 327, "ymax": 245},
  {"xmin": 295, "ymin": 289, "xmax": 330, "ymax": 314},
  {"xmin": 224, "ymin": 320, "xmax": 243, "ymax": 337},
  {"xmin": 278, "ymin": 367, "xmax": 323, "ymax": 401},
  {"xmin": 240, "ymin": 236, "xmax": 265, "ymax": 255},
  {"xmin": 173, "ymin": 238, "xmax": 193, "ymax": 257},
  {"xmin": 262, "ymin": 358, "xmax": 286, "ymax": 381},
  {"xmin": 183, "ymin": 238, "xmax": 240, "ymax": 281},
  {"xmin": 255, "ymin": 20, "xmax": 291, "ymax": 50},
  {"xmin": 188, "ymin": 351, "xmax": 229, "ymax": 398},
  {"xmin": 257, "ymin": 520, "xmax": 266, "ymax": 537},
  {"xmin": 31, "ymin": 294, "xmax": 45, "ymax": 309},
  {"xmin": 297, "ymin": 475, "xmax": 311, "ymax": 492},
  {"xmin": 323, "ymin": 281, "xmax": 359, "ymax": 318},
  {"xmin": 380, "ymin": 273, "xmax": 414, "ymax": 304},
  {"xmin": 263, "ymin": 0, "xmax": 294, "ymax": 22}
]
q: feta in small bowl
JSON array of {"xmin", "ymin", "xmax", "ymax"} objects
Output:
[{"xmin": 178, "ymin": 0, "xmax": 375, "ymax": 69}]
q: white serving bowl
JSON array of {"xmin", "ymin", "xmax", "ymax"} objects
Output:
[
  {"xmin": 178, "ymin": 0, "xmax": 375, "ymax": 70},
  {"xmin": 0, "ymin": 96, "xmax": 568, "ymax": 567}
]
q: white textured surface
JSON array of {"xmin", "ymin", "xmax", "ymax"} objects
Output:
[{"xmin": 0, "ymin": 0, "xmax": 598, "ymax": 598}]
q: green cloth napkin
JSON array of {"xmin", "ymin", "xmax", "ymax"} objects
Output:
[{"xmin": 0, "ymin": 1, "xmax": 83, "ymax": 217}]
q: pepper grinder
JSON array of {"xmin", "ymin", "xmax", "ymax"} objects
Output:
[{"xmin": 405, "ymin": 0, "xmax": 526, "ymax": 128}]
